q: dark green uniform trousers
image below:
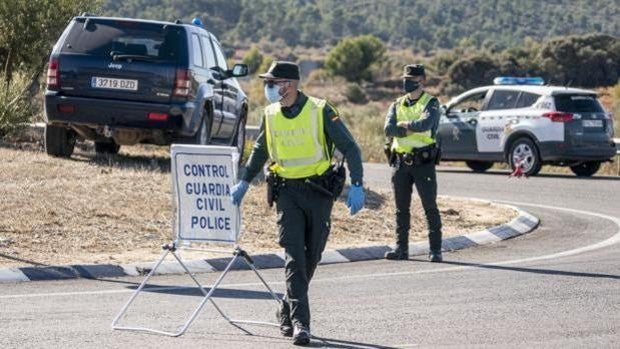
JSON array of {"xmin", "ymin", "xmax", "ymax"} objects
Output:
[
  {"xmin": 276, "ymin": 180, "xmax": 333, "ymax": 328},
  {"xmin": 391, "ymin": 161, "xmax": 442, "ymax": 253}
]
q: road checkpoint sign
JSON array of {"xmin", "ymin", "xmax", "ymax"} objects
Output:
[
  {"xmin": 171, "ymin": 144, "xmax": 241, "ymax": 243},
  {"xmin": 112, "ymin": 144, "xmax": 281, "ymax": 337}
]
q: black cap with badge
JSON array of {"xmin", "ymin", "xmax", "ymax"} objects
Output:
[
  {"xmin": 259, "ymin": 61, "xmax": 300, "ymax": 80},
  {"xmin": 401, "ymin": 64, "xmax": 425, "ymax": 78}
]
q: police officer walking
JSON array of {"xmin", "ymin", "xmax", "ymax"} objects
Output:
[
  {"xmin": 230, "ymin": 61, "xmax": 365, "ymax": 346},
  {"xmin": 384, "ymin": 64, "xmax": 443, "ymax": 262}
]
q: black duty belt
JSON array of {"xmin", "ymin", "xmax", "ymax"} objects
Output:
[{"xmin": 395, "ymin": 144, "xmax": 438, "ymax": 166}]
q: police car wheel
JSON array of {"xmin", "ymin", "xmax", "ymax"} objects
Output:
[
  {"xmin": 508, "ymin": 138, "xmax": 542, "ymax": 176},
  {"xmin": 465, "ymin": 161, "xmax": 494, "ymax": 173},
  {"xmin": 569, "ymin": 161, "xmax": 601, "ymax": 177}
]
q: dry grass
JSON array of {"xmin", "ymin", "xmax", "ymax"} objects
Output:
[{"xmin": 0, "ymin": 144, "xmax": 516, "ymax": 269}]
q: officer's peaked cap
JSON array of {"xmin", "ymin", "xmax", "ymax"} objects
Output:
[
  {"xmin": 402, "ymin": 64, "xmax": 425, "ymax": 78},
  {"xmin": 259, "ymin": 61, "xmax": 300, "ymax": 80}
]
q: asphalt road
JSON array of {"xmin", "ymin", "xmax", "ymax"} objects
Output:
[{"xmin": 1, "ymin": 166, "xmax": 619, "ymax": 348}]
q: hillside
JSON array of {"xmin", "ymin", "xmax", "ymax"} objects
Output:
[{"xmin": 101, "ymin": 0, "xmax": 619, "ymax": 51}]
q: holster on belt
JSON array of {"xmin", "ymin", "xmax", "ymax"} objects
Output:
[
  {"xmin": 266, "ymin": 170, "xmax": 281, "ymax": 207},
  {"xmin": 397, "ymin": 144, "xmax": 439, "ymax": 167},
  {"xmin": 308, "ymin": 160, "xmax": 347, "ymax": 201}
]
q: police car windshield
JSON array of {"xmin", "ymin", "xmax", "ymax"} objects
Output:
[
  {"xmin": 554, "ymin": 94, "xmax": 603, "ymax": 113},
  {"xmin": 61, "ymin": 18, "xmax": 183, "ymax": 63}
]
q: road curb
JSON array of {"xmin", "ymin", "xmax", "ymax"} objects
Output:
[{"xmin": 0, "ymin": 204, "xmax": 539, "ymax": 283}]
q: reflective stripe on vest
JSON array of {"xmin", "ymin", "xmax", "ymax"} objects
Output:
[
  {"xmin": 264, "ymin": 96, "xmax": 331, "ymax": 179},
  {"xmin": 392, "ymin": 92, "xmax": 436, "ymax": 153}
]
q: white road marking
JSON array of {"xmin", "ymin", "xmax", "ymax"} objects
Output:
[{"xmin": 0, "ymin": 201, "xmax": 618, "ymax": 300}]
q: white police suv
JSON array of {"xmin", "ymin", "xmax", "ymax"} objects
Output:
[{"xmin": 437, "ymin": 77, "xmax": 616, "ymax": 176}]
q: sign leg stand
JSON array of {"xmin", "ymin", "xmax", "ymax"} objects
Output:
[{"xmin": 112, "ymin": 242, "xmax": 281, "ymax": 337}]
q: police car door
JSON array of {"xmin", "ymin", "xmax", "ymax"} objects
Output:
[
  {"xmin": 476, "ymin": 89, "xmax": 520, "ymax": 154},
  {"xmin": 438, "ymin": 89, "xmax": 489, "ymax": 158}
]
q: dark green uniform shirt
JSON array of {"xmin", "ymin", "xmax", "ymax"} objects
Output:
[
  {"xmin": 384, "ymin": 93, "xmax": 441, "ymax": 138},
  {"xmin": 241, "ymin": 91, "xmax": 364, "ymax": 185}
]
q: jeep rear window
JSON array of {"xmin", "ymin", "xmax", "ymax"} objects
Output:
[
  {"xmin": 60, "ymin": 18, "xmax": 184, "ymax": 62},
  {"xmin": 554, "ymin": 94, "xmax": 603, "ymax": 113}
]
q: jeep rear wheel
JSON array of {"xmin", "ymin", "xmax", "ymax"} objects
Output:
[
  {"xmin": 95, "ymin": 140, "xmax": 120, "ymax": 154},
  {"xmin": 465, "ymin": 161, "xmax": 494, "ymax": 173},
  {"xmin": 570, "ymin": 161, "xmax": 601, "ymax": 177},
  {"xmin": 45, "ymin": 124, "xmax": 76, "ymax": 157},
  {"xmin": 508, "ymin": 138, "xmax": 542, "ymax": 176}
]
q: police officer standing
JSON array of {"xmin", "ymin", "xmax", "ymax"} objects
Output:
[
  {"xmin": 230, "ymin": 61, "xmax": 365, "ymax": 346},
  {"xmin": 384, "ymin": 64, "xmax": 443, "ymax": 262}
]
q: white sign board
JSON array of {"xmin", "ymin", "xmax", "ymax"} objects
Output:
[{"xmin": 171, "ymin": 144, "xmax": 241, "ymax": 243}]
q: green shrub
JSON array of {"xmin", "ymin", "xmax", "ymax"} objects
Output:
[
  {"xmin": 257, "ymin": 55, "xmax": 275, "ymax": 76},
  {"xmin": 344, "ymin": 83, "xmax": 366, "ymax": 104},
  {"xmin": 0, "ymin": 73, "xmax": 38, "ymax": 137},
  {"xmin": 325, "ymin": 35, "xmax": 386, "ymax": 82},
  {"xmin": 242, "ymin": 45, "xmax": 263, "ymax": 74}
]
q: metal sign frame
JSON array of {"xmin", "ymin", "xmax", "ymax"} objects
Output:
[{"xmin": 111, "ymin": 145, "xmax": 281, "ymax": 337}]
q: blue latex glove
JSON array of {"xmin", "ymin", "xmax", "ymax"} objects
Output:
[
  {"xmin": 346, "ymin": 184, "xmax": 365, "ymax": 215},
  {"xmin": 231, "ymin": 180, "xmax": 249, "ymax": 206}
]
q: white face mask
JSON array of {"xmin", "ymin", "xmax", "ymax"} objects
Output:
[{"xmin": 264, "ymin": 84, "xmax": 283, "ymax": 103}]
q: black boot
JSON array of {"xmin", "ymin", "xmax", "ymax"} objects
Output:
[
  {"xmin": 428, "ymin": 251, "xmax": 443, "ymax": 263},
  {"xmin": 292, "ymin": 324, "xmax": 311, "ymax": 346},
  {"xmin": 384, "ymin": 246, "xmax": 409, "ymax": 260},
  {"xmin": 276, "ymin": 300, "xmax": 293, "ymax": 337}
]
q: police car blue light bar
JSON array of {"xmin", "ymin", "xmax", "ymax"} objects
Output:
[{"xmin": 493, "ymin": 77, "xmax": 545, "ymax": 85}]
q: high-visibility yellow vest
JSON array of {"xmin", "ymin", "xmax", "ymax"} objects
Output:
[
  {"xmin": 391, "ymin": 92, "xmax": 436, "ymax": 153},
  {"xmin": 264, "ymin": 96, "xmax": 332, "ymax": 179}
]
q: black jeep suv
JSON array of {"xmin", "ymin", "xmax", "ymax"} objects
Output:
[{"xmin": 44, "ymin": 15, "xmax": 249, "ymax": 157}]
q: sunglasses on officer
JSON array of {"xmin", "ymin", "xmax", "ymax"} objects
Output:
[{"xmin": 263, "ymin": 79, "xmax": 291, "ymax": 88}]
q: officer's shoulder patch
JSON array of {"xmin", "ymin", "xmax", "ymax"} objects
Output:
[{"xmin": 325, "ymin": 101, "xmax": 342, "ymax": 122}]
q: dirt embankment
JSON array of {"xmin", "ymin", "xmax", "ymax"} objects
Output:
[{"xmin": 0, "ymin": 145, "xmax": 516, "ymax": 268}]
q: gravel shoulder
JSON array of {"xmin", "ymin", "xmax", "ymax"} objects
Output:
[{"xmin": 0, "ymin": 144, "xmax": 517, "ymax": 268}]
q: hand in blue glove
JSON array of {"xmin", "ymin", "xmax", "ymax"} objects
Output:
[
  {"xmin": 346, "ymin": 184, "xmax": 365, "ymax": 215},
  {"xmin": 231, "ymin": 180, "xmax": 249, "ymax": 206}
]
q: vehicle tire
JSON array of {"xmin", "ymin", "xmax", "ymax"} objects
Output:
[
  {"xmin": 194, "ymin": 112, "xmax": 211, "ymax": 145},
  {"xmin": 465, "ymin": 161, "xmax": 494, "ymax": 173},
  {"xmin": 232, "ymin": 116, "xmax": 246, "ymax": 161},
  {"xmin": 45, "ymin": 124, "xmax": 76, "ymax": 157},
  {"xmin": 95, "ymin": 141, "xmax": 120, "ymax": 154},
  {"xmin": 507, "ymin": 137, "xmax": 542, "ymax": 176},
  {"xmin": 569, "ymin": 161, "xmax": 601, "ymax": 177}
]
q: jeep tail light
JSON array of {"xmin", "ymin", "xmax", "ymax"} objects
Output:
[
  {"xmin": 148, "ymin": 112, "xmax": 169, "ymax": 121},
  {"xmin": 543, "ymin": 111, "xmax": 573, "ymax": 122},
  {"xmin": 173, "ymin": 69, "xmax": 190, "ymax": 97},
  {"xmin": 57, "ymin": 104, "xmax": 75, "ymax": 113},
  {"xmin": 47, "ymin": 57, "xmax": 59, "ymax": 88}
]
